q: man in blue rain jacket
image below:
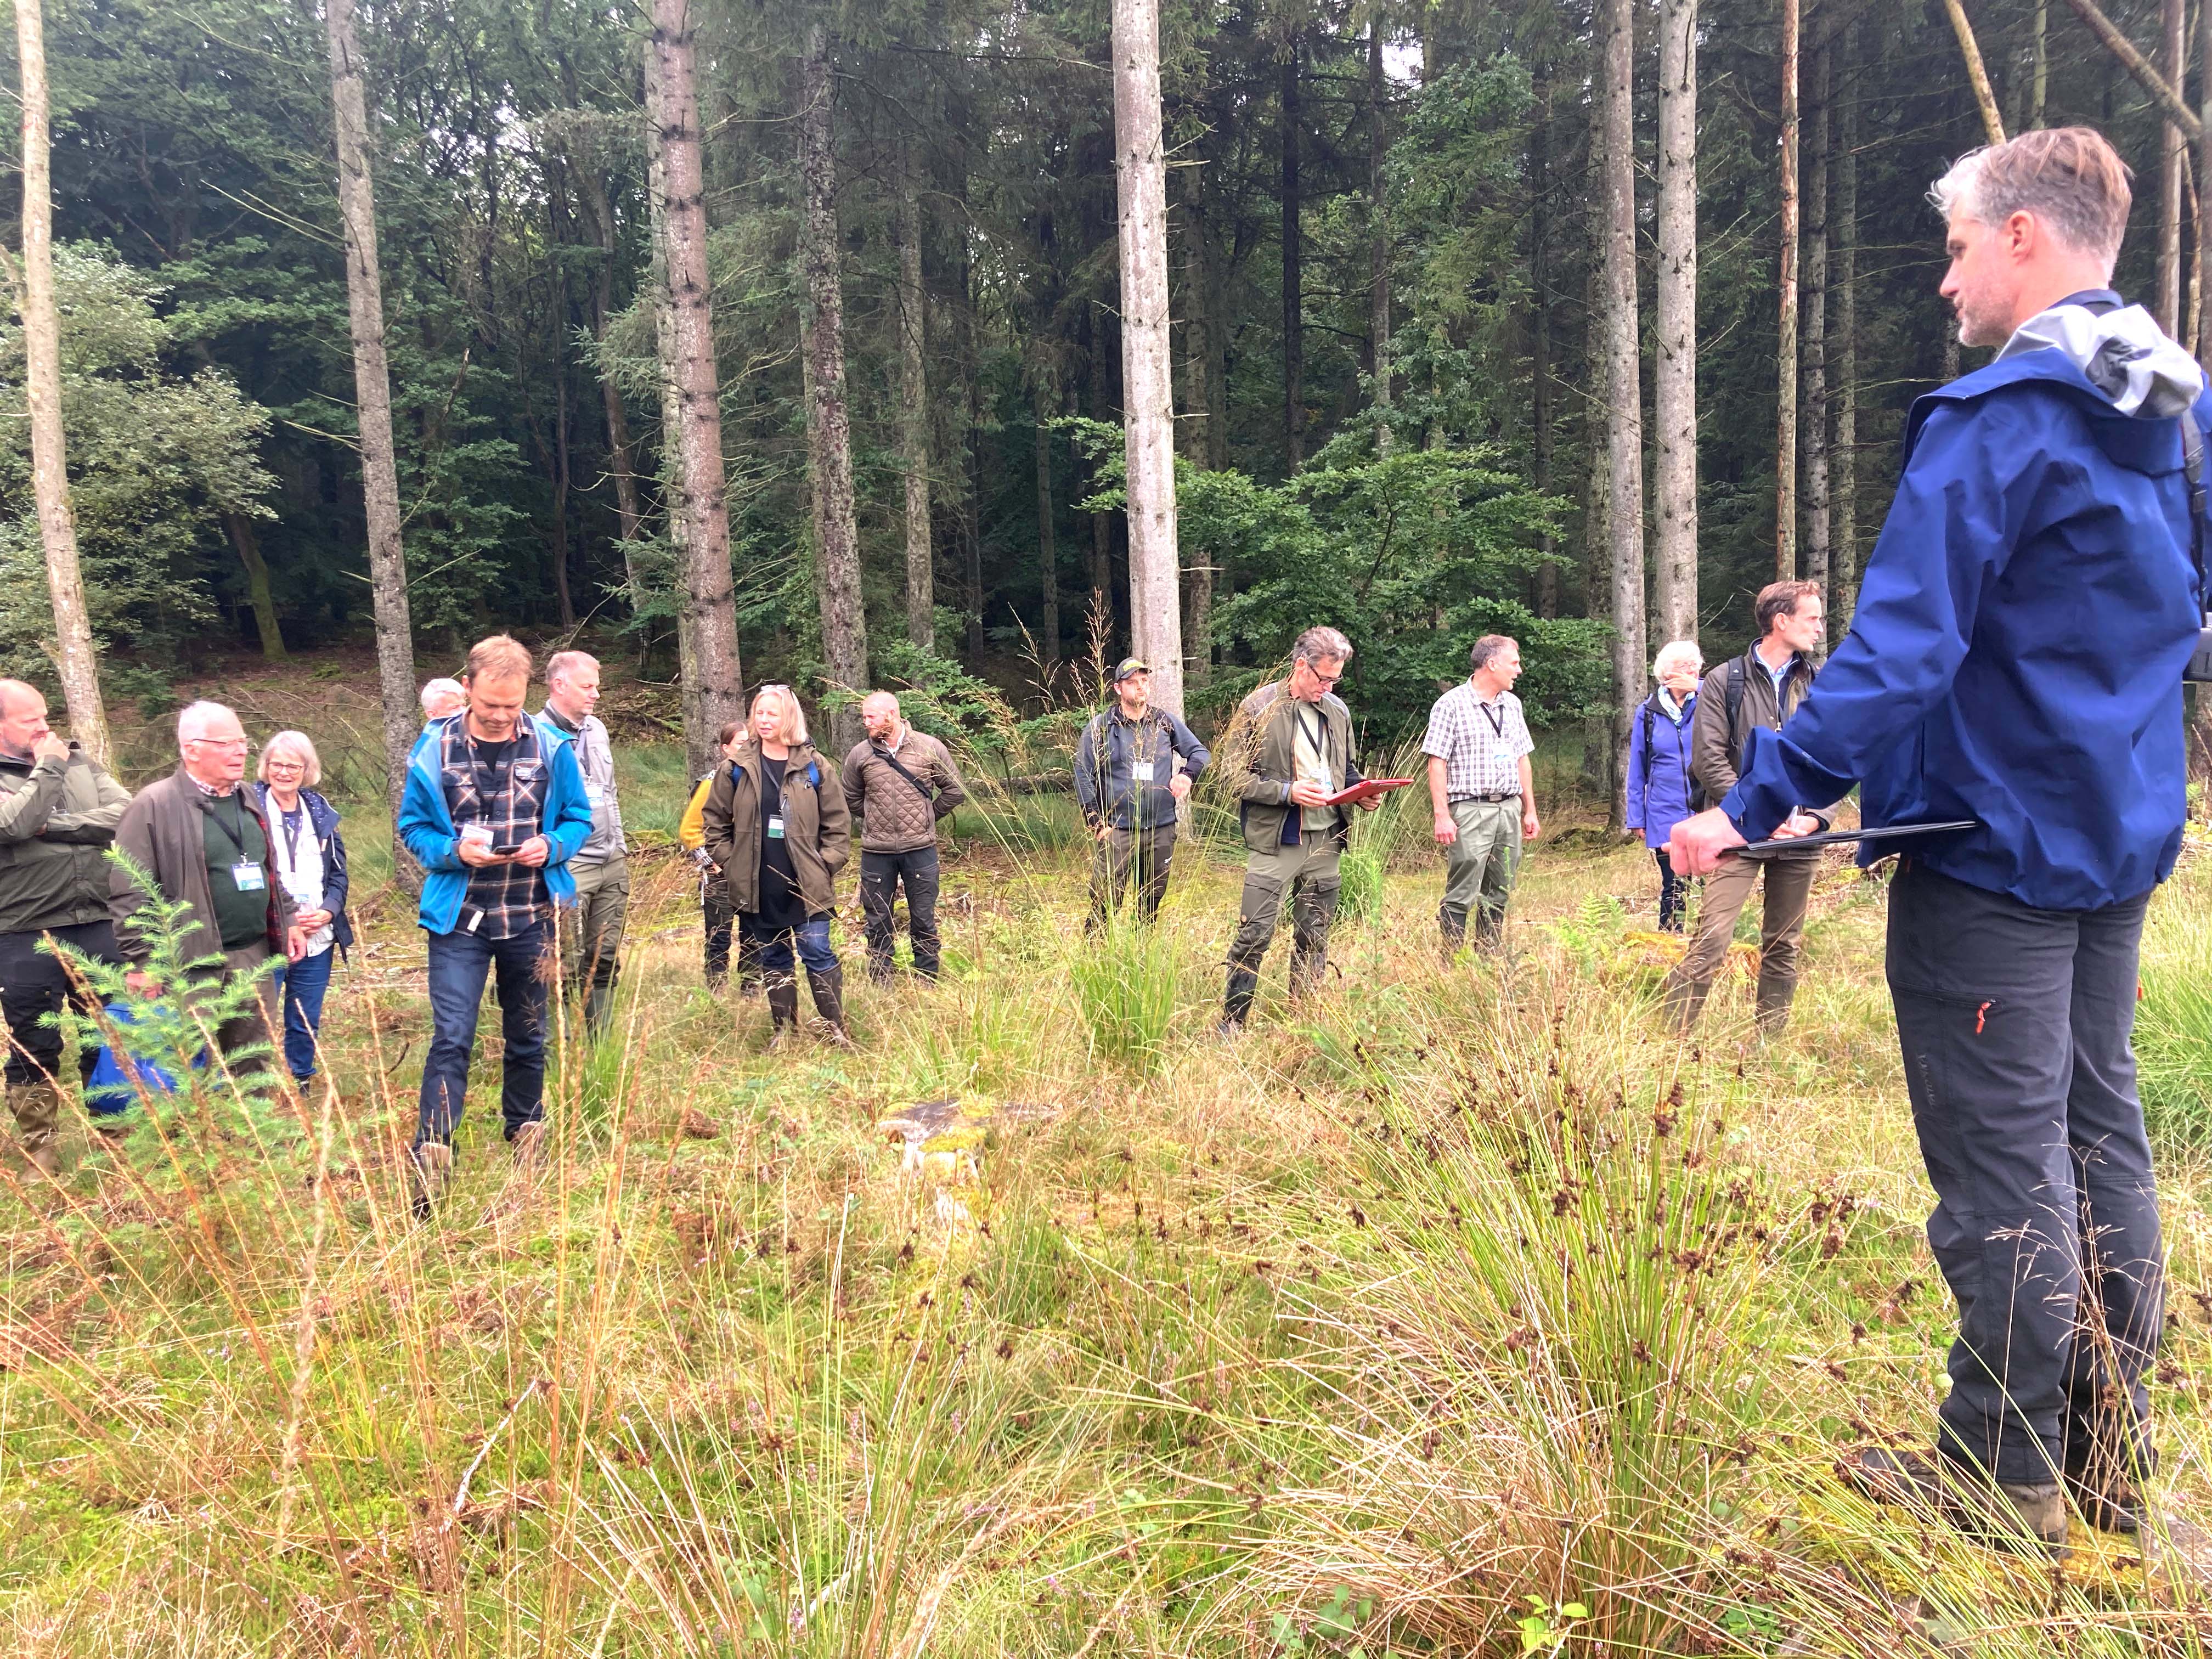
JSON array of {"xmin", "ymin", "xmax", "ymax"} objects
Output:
[{"xmin": 1673, "ymin": 127, "xmax": 2204, "ymax": 1552}]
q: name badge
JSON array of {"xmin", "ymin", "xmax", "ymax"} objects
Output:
[
  {"xmin": 586, "ymin": 785, "xmax": 607, "ymax": 808},
  {"xmin": 1132, "ymin": 761, "xmax": 1156, "ymax": 782},
  {"xmin": 767, "ymin": 814, "xmax": 786, "ymax": 840},
  {"xmin": 232, "ymin": 861, "xmax": 267, "ymax": 892}
]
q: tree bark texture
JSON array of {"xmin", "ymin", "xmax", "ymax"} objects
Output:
[
  {"xmin": 651, "ymin": 0, "xmax": 746, "ymax": 777},
  {"xmin": 1653, "ymin": 0, "xmax": 1697, "ymax": 646},
  {"xmin": 1599, "ymin": 0, "xmax": 1645, "ymax": 831},
  {"xmin": 2062, "ymin": 0, "xmax": 2199, "ymax": 139},
  {"xmin": 1280, "ymin": 45, "xmax": 1304, "ymax": 473},
  {"xmin": 645, "ymin": 29, "xmax": 704, "ymax": 770},
  {"xmin": 799, "ymin": 29, "xmax": 868, "ymax": 757},
  {"xmin": 1776, "ymin": 0, "xmax": 1800, "ymax": 580},
  {"xmin": 1114, "ymin": 0, "xmax": 1186, "ymax": 718},
  {"xmin": 2034, "ymin": 0, "xmax": 2049, "ymax": 122},
  {"xmin": 1035, "ymin": 390, "xmax": 1059, "ymax": 670},
  {"xmin": 1803, "ymin": 34, "xmax": 1831, "ymax": 632},
  {"xmin": 2162, "ymin": 0, "xmax": 2186, "ymax": 336},
  {"xmin": 325, "ymin": 0, "xmax": 415, "ymax": 854},
  {"xmin": 1832, "ymin": 23, "xmax": 1860, "ymax": 639},
  {"xmin": 897, "ymin": 168, "xmax": 934, "ymax": 652},
  {"xmin": 1531, "ymin": 67, "xmax": 1558, "ymax": 622},
  {"xmin": 1942, "ymin": 0, "xmax": 2007, "ymax": 146}
]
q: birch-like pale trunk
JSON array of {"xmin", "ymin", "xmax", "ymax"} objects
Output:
[
  {"xmin": 1114, "ymin": 0, "xmax": 1185, "ymax": 718},
  {"xmin": 2162, "ymin": 0, "xmax": 2186, "ymax": 336},
  {"xmin": 1803, "ymin": 33, "xmax": 1831, "ymax": 630},
  {"xmin": 1653, "ymin": 0, "xmax": 1697, "ymax": 645},
  {"xmin": 1599, "ymin": 0, "xmax": 1645, "ymax": 832},
  {"xmin": 1942, "ymin": 0, "xmax": 2007, "ymax": 146},
  {"xmin": 897, "ymin": 168, "xmax": 933, "ymax": 651},
  {"xmin": 644, "ymin": 30, "xmax": 703, "ymax": 770},
  {"xmin": 799, "ymin": 26, "xmax": 868, "ymax": 756},
  {"xmin": 325, "ymin": 0, "xmax": 415, "ymax": 853},
  {"xmin": 651, "ymin": 0, "xmax": 746, "ymax": 776},
  {"xmin": 1776, "ymin": 0, "xmax": 1800, "ymax": 580}
]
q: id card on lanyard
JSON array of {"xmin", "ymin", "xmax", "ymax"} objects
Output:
[{"xmin": 209, "ymin": 794, "xmax": 266, "ymax": 893}]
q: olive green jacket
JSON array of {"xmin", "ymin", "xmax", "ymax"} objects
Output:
[
  {"xmin": 0, "ymin": 745, "xmax": 130, "ymax": 935},
  {"xmin": 1228, "ymin": 680, "xmax": 1364, "ymax": 855},
  {"xmin": 701, "ymin": 741, "xmax": 851, "ymax": 917}
]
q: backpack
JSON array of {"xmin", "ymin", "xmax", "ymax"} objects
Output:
[{"xmin": 1662, "ymin": 659, "xmax": 1744, "ymax": 814}]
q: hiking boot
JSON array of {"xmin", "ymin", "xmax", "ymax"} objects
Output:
[
  {"xmin": 22, "ymin": 1141, "xmax": 58, "ymax": 1179},
  {"xmin": 1438, "ymin": 903, "xmax": 1468, "ymax": 952},
  {"xmin": 410, "ymin": 1141, "xmax": 453, "ymax": 1220},
  {"xmin": 1221, "ymin": 967, "xmax": 1259, "ymax": 1035},
  {"xmin": 1754, "ymin": 971, "xmax": 1797, "ymax": 1035},
  {"xmin": 1844, "ymin": 1444, "xmax": 2068, "ymax": 1554},
  {"xmin": 806, "ymin": 966, "xmax": 856, "ymax": 1049},
  {"xmin": 509, "ymin": 1120, "xmax": 546, "ymax": 1169},
  {"xmin": 8, "ymin": 1081, "xmax": 60, "ymax": 1175},
  {"xmin": 2066, "ymin": 1437, "xmax": 2151, "ymax": 1535}
]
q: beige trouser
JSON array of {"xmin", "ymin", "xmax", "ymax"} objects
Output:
[
  {"xmin": 1662, "ymin": 854, "xmax": 1816, "ymax": 1030},
  {"xmin": 560, "ymin": 856, "xmax": 630, "ymax": 1035},
  {"xmin": 1439, "ymin": 798, "xmax": 1523, "ymax": 948}
]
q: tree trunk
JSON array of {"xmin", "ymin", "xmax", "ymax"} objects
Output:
[
  {"xmin": 1115, "ymin": 0, "xmax": 1184, "ymax": 717},
  {"xmin": 1198, "ymin": 144, "xmax": 1230, "ymax": 477},
  {"xmin": 651, "ymin": 0, "xmax": 746, "ymax": 778},
  {"xmin": 645, "ymin": 27, "xmax": 702, "ymax": 761},
  {"xmin": 799, "ymin": 27, "xmax": 869, "ymax": 757},
  {"xmin": 1599, "ymin": 0, "xmax": 1645, "ymax": 833},
  {"xmin": 1368, "ymin": 22, "xmax": 1392, "ymax": 451},
  {"xmin": 1832, "ymin": 20, "xmax": 1860, "ymax": 639},
  {"xmin": 954, "ymin": 235, "xmax": 984, "ymax": 663},
  {"xmin": 571, "ymin": 157, "xmax": 645, "ymax": 601},
  {"xmin": 897, "ymin": 165, "xmax": 933, "ymax": 652},
  {"xmin": 1776, "ymin": 0, "xmax": 1800, "ymax": 580},
  {"xmin": 1280, "ymin": 44, "xmax": 1304, "ymax": 472},
  {"xmin": 2202, "ymin": 0, "xmax": 2212, "ymax": 368},
  {"xmin": 224, "ymin": 513, "xmax": 286, "ymax": 661},
  {"xmin": 1532, "ymin": 67, "xmax": 1558, "ymax": 621},
  {"xmin": 324, "ymin": 0, "xmax": 415, "ymax": 865},
  {"xmin": 1035, "ymin": 390, "xmax": 1059, "ymax": 670},
  {"xmin": 1653, "ymin": 0, "xmax": 1697, "ymax": 646},
  {"xmin": 548, "ymin": 318, "xmax": 576, "ymax": 628},
  {"xmin": 2034, "ymin": 0, "xmax": 2049, "ymax": 122},
  {"xmin": 2162, "ymin": 0, "xmax": 2186, "ymax": 336},
  {"xmin": 1942, "ymin": 0, "xmax": 2007, "ymax": 146},
  {"xmin": 1803, "ymin": 32, "xmax": 1831, "ymax": 634}
]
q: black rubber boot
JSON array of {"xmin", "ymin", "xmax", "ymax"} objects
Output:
[
  {"xmin": 1220, "ymin": 967, "xmax": 1260, "ymax": 1036},
  {"xmin": 1438, "ymin": 903, "xmax": 1467, "ymax": 951},
  {"xmin": 806, "ymin": 965, "xmax": 856, "ymax": 1049},
  {"xmin": 1754, "ymin": 970, "xmax": 1796, "ymax": 1034},
  {"xmin": 764, "ymin": 974, "xmax": 800, "ymax": 1051}
]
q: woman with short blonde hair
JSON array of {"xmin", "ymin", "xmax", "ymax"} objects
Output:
[
  {"xmin": 251, "ymin": 729, "xmax": 352, "ymax": 1082},
  {"xmin": 1627, "ymin": 639, "xmax": 1706, "ymax": 932},
  {"xmin": 701, "ymin": 684, "xmax": 853, "ymax": 1047},
  {"xmin": 257, "ymin": 730, "xmax": 323, "ymax": 789}
]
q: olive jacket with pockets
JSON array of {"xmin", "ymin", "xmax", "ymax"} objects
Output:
[
  {"xmin": 701, "ymin": 741, "xmax": 851, "ymax": 917},
  {"xmin": 0, "ymin": 745, "xmax": 130, "ymax": 935},
  {"xmin": 1230, "ymin": 680, "xmax": 1365, "ymax": 856}
]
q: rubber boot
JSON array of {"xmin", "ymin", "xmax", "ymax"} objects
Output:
[
  {"xmin": 1437, "ymin": 902, "xmax": 1468, "ymax": 953},
  {"xmin": 764, "ymin": 974, "xmax": 800, "ymax": 1052},
  {"xmin": 806, "ymin": 965, "xmax": 856, "ymax": 1049},
  {"xmin": 1660, "ymin": 970, "xmax": 1710, "ymax": 1034},
  {"xmin": 8, "ymin": 1082, "xmax": 60, "ymax": 1177},
  {"xmin": 1219, "ymin": 967, "xmax": 1260, "ymax": 1036},
  {"xmin": 1753, "ymin": 972, "xmax": 1796, "ymax": 1035}
]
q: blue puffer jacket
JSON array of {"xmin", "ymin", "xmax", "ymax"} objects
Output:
[
  {"xmin": 1725, "ymin": 293, "xmax": 2205, "ymax": 911},
  {"xmin": 398, "ymin": 715, "xmax": 595, "ymax": 934},
  {"xmin": 1625, "ymin": 689, "xmax": 1697, "ymax": 851}
]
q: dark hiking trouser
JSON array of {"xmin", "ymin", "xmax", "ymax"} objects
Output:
[
  {"xmin": 1091, "ymin": 825, "xmax": 1176, "ymax": 928},
  {"xmin": 1887, "ymin": 860, "xmax": 2163, "ymax": 1487},
  {"xmin": 701, "ymin": 874, "xmax": 734, "ymax": 985},
  {"xmin": 860, "ymin": 847, "xmax": 941, "ymax": 977},
  {"xmin": 1224, "ymin": 840, "xmax": 1342, "ymax": 1022},
  {"xmin": 1653, "ymin": 849, "xmax": 1688, "ymax": 933},
  {"xmin": 417, "ymin": 919, "xmax": 550, "ymax": 1148},
  {"xmin": 560, "ymin": 856, "xmax": 629, "ymax": 1035},
  {"xmin": 0, "ymin": 921, "xmax": 115, "ymax": 1088}
]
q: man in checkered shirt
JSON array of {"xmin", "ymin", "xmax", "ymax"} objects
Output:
[{"xmin": 1422, "ymin": 635, "xmax": 1541, "ymax": 950}]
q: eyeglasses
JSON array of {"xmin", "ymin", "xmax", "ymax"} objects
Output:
[
  {"xmin": 187, "ymin": 737, "xmax": 250, "ymax": 751},
  {"xmin": 1300, "ymin": 665, "xmax": 1344, "ymax": 686},
  {"xmin": 263, "ymin": 759, "xmax": 306, "ymax": 773}
]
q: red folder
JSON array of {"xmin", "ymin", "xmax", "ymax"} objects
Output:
[{"xmin": 1323, "ymin": 777, "xmax": 1413, "ymax": 807}]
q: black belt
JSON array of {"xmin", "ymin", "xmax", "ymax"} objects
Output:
[{"xmin": 1453, "ymin": 792, "xmax": 1521, "ymax": 804}]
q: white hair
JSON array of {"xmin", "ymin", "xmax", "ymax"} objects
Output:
[
  {"xmin": 545, "ymin": 651, "xmax": 599, "ymax": 689},
  {"xmin": 257, "ymin": 729, "xmax": 323, "ymax": 788},
  {"xmin": 176, "ymin": 699, "xmax": 236, "ymax": 748},
  {"xmin": 1651, "ymin": 640, "xmax": 1705, "ymax": 680},
  {"xmin": 419, "ymin": 678, "xmax": 465, "ymax": 716}
]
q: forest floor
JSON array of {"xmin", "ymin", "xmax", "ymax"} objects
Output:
[{"xmin": 5, "ymin": 658, "xmax": 2212, "ymax": 1655}]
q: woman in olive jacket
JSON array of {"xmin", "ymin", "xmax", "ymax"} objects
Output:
[{"xmin": 701, "ymin": 685, "xmax": 854, "ymax": 1047}]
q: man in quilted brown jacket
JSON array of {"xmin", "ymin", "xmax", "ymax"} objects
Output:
[{"xmin": 842, "ymin": 692, "xmax": 968, "ymax": 981}]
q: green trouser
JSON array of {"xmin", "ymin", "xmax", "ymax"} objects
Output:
[
  {"xmin": 561, "ymin": 856, "xmax": 630, "ymax": 1036},
  {"xmin": 1438, "ymin": 797, "xmax": 1523, "ymax": 949},
  {"xmin": 1090, "ymin": 825, "xmax": 1176, "ymax": 928},
  {"xmin": 1224, "ymin": 838, "xmax": 1342, "ymax": 1022}
]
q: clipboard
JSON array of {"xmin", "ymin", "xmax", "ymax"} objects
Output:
[
  {"xmin": 1735, "ymin": 819, "xmax": 1977, "ymax": 856},
  {"xmin": 1323, "ymin": 778, "xmax": 1414, "ymax": 807}
]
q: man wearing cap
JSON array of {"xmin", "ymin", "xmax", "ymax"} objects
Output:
[
  {"xmin": 843, "ymin": 691, "xmax": 968, "ymax": 981},
  {"xmin": 1074, "ymin": 658, "xmax": 1211, "ymax": 928}
]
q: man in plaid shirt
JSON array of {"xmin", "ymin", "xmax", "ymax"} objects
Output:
[
  {"xmin": 1423, "ymin": 635, "xmax": 1541, "ymax": 951},
  {"xmin": 399, "ymin": 634, "xmax": 593, "ymax": 1214}
]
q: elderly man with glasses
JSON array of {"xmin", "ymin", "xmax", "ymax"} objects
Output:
[{"xmin": 111, "ymin": 700, "xmax": 308, "ymax": 1080}]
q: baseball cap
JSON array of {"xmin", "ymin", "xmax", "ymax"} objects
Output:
[{"xmin": 1111, "ymin": 657, "xmax": 1149, "ymax": 683}]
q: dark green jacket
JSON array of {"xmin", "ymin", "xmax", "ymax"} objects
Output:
[
  {"xmin": 701, "ymin": 741, "xmax": 851, "ymax": 917},
  {"xmin": 1229, "ymin": 680, "xmax": 1364, "ymax": 855},
  {"xmin": 0, "ymin": 745, "xmax": 129, "ymax": 935}
]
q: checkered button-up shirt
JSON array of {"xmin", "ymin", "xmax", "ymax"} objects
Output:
[
  {"xmin": 1421, "ymin": 681, "xmax": 1534, "ymax": 799},
  {"xmin": 434, "ymin": 716, "xmax": 552, "ymax": 939}
]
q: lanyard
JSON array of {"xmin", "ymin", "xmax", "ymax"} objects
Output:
[
  {"xmin": 206, "ymin": 792, "xmax": 257, "ymax": 864},
  {"xmin": 1478, "ymin": 698, "xmax": 1509, "ymax": 740},
  {"xmin": 270, "ymin": 800, "xmax": 308, "ymax": 875},
  {"xmin": 1297, "ymin": 706, "xmax": 1326, "ymax": 763}
]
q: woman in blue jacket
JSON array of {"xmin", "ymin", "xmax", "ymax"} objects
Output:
[
  {"xmin": 253, "ymin": 731, "xmax": 354, "ymax": 1083},
  {"xmin": 1625, "ymin": 641, "xmax": 1703, "ymax": 932}
]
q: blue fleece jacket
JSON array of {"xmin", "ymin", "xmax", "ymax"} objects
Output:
[
  {"xmin": 398, "ymin": 715, "xmax": 595, "ymax": 934},
  {"xmin": 1724, "ymin": 295, "xmax": 2205, "ymax": 911}
]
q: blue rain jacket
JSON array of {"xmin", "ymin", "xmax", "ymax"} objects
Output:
[
  {"xmin": 1724, "ymin": 297, "xmax": 2205, "ymax": 911},
  {"xmin": 1625, "ymin": 689, "xmax": 1699, "ymax": 851},
  {"xmin": 398, "ymin": 714, "xmax": 595, "ymax": 934}
]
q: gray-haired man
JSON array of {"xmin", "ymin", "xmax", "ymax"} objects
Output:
[
  {"xmin": 1423, "ymin": 635, "xmax": 1540, "ymax": 951},
  {"xmin": 537, "ymin": 651, "xmax": 628, "ymax": 1036},
  {"xmin": 1221, "ymin": 626, "xmax": 1376, "ymax": 1032}
]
